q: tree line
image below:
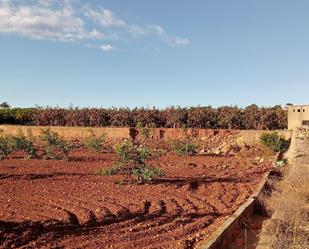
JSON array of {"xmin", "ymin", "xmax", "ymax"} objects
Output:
[{"xmin": 0, "ymin": 105, "xmax": 287, "ymax": 130}]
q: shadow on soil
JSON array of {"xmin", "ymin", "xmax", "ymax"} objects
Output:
[
  {"xmin": 0, "ymin": 172, "xmax": 93, "ymax": 181},
  {"xmin": 152, "ymin": 175, "xmax": 252, "ymax": 190},
  {"xmin": 0, "ymin": 171, "xmax": 258, "ymax": 248},
  {"xmin": 0, "ymin": 198, "xmax": 222, "ymax": 248}
]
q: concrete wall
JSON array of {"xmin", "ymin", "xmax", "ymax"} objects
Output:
[
  {"xmin": 288, "ymin": 105, "xmax": 309, "ymax": 130},
  {"xmin": 198, "ymin": 173, "xmax": 270, "ymax": 249},
  {"xmin": 0, "ymin": 125, "xmax": 292, "ymax": 145}
]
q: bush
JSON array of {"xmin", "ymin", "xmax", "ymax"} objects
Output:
[
  {"xmin": 40, "ymin": 128, "xmax": 72, "ymax": 160},
  {"xmin": 0, "ymin": 108, "xmax": 34, "ymax": 125},
  {"xmin": 132, "ymin": 165, "xmax": 164, "ymax": 183},
  {"xmin": 114, "ymin": 139, "xmax": 151, "ymax": 165},
  {"xmin": 170, "ymin": 139, "xmax": 199, "ymax": 156},
  {"xmin": 136, "ymin": 122, "xmax": 151, "ymax": 140},
  {"xmin": 260, "ymin": 132, "xmax": 290, "ymax": 153},
  {"xmin": 0, "ymin": 135, "xmax": 11, "ymax": 160},
  {"xmin": 9, "ymin": 129, "xmax": 37, "ymax": 159},
  {"xmin": 98, "ymin": 139, "xmax": 164, "ymax": 183},
  {"xmin": 0, "ymin": 102, "xmax": 10, "ymax": 109},
  {"xmin": 84, "ymin": 130, "xmax": 106, "ymax": 153}
]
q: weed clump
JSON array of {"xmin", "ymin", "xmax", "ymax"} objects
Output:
[
  {"xmin": 84, "ymin": 130, "xmax": 106, "ymax": 153},
  {"xmin": 136, "ymin": 122, "xmax": 151, "ymax": 140},
  {"xmin": 0, "ymin": 135, "xmax": 11, "ymax": 160},
  {"xmin": 136, "ymin": 122, "xmax": 156, "ymax": 141},
  {"xmin": 132, "ymin": 165, "xmax": 164, "ymax": 183},
  {"xmin": 115, "ymin": 139, "xmax": 151, "ymax": 165},
  {"xmin": 260, "ymin": 132, "xmax": 290, "ymax": 153},
  {"xmin": 97, "ymin": 139, "xmax": 164, "ymax": 183},
  {"xmin": 170, "ymin": 139, "xmax": 199, "ymax": 156},
  {"xmin": 40, "ymin": 128, "xmax": 72, "ymax": 160},
  {"xmin": 10, "ymin": 129, "xmax": 37, "ymax": 159}
]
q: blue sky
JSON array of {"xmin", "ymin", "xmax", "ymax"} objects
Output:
[{"xmin": 0, "ymin": 0, "xmax": 308, "ymax": 108}]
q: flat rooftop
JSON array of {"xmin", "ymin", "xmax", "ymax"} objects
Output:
[{"xmin": 288, "ymin": 105, "xmax": 309, "ymax": 108}]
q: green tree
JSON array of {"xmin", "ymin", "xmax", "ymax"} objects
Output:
[{"xmin": 0, "ymin": 102, "xmax": 10, "ymax": 109}]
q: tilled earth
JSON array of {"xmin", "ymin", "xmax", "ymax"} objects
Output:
[{"xmin": 0, "ymin": 152, "xmax": 271, "ymax": 249}]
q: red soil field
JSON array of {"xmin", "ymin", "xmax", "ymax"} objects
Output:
[{"xmin": 0, "ymin": 152, "xmax": 271, "ymax": 249}]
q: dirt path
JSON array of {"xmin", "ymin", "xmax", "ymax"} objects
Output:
[{"xmin": 256, "ymin": 129, "xmax": 309, "ymax": 249}]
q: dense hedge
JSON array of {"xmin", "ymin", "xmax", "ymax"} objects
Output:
[
  {"xmin": 0, "ymin": 105, "xmax": 287, "ymax": 130},
  {"xmin": 0, "ymin": 108, "xmax": 34, "ymax": 125}
]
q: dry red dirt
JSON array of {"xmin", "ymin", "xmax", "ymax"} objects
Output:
[{"xmin": 0, "ymin": 152, "xmax": 271, "ymax": 249}]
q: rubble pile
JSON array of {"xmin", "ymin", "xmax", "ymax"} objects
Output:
[
  {"xmin": 295, "ymin": 127, "xmax": 309, "ymax": 140},
  {"xmin": 198, "ymin": 132, "xmax": 250, "ymax": 156}
]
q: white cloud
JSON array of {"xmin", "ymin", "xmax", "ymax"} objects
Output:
[
  {"xmin": 84, "ymin": 8, "xmax": 126, "ymax": 28},
  {"xmin": 0, "ymin": 1, "xmax": 190, "ymax": 49},
  {"xmin": 169, "ymin": 37, "xmax": 191, "ymax": 47},
  {"xmin": 127, "ymin": 24, "xmax": 190, "ymax": 47},
  {"xmin": 128, "ymin": 25, "xmax": 147, "ymax": 36},
  {"xmin": 38, "ymin": 0, "xmax": 53, "ymax": 7},
  {"xmin": 88, "ymin": 29, "xmax": 104, "ymax": 39},
  {"xmin": 100, "ymin": 44, "xmax": 114, "ymax": 51},
  {"xmin": 128, "ymin": 25, "xmax": 165, "ymax": 37},
  {"xmin": 149, "ymin": 25, "xmax": 165, "ymax": 36},
  {"xmin": 0, "ymin": 2, "xmax": 104, "ymax": 41}
]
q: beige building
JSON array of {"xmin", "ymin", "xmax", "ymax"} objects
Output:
[{"xmin": 288, "ymin": 105, "xmax": 309, "ymax": 130}]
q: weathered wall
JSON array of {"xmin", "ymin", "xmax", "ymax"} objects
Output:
[
  {"xmin": 288, "ymin": 105, "xmax": 309, "ymax": 130},
  {"xmin": 0, "ymin": 125, "xmax": 130, "ymax": 139},
  {"xmin": 238, "ymin": 130, "xmax": 292, "ymax": 145},
  {"xmin": 197, "ymin": 173, "xmax": 270, "ymax": 249},
  {"xmin": 0, "ymin": 125, "xmax": 292, "ymax": 145}
]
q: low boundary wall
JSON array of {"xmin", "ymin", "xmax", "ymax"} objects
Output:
[
  {"xmin": 197, "ymin": 172, "xmax": 270, "ymax": 249},
  {"xmin": 0, "ymin": 125, "xmax": 292, "ymax": 146}
]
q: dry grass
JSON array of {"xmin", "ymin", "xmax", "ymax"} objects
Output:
[{"xmin": 260, "ymin": 162, "xmax": 309, "ymax": 248}]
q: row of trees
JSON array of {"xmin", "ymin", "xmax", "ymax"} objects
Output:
[{"xmin": 0, "ymin": 105, "xmax": 287, "ymax": 130}]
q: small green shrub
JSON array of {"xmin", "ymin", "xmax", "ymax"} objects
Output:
[
  {"xmin": 260, "ymin": 132, "xmax": 290, "ymax": 153},
  {"xmin": 84, "ymin": 130, "xmax": 106, "ymax": 153},
  {"xmin": 40, "ymin": 128, "xmax": 72, "ymax": 160},
  {"xmin": 170, "ymin": 139, "xmax": 199, "ymax": 156},
  {"xmin": 132, "ymin": 165, "xmax": 164, "ymax": 183},
  {"xmin": 140, "ymin": 127, "xmax": 151, "ymax": 140},
  {"xmin": 98, "ymin": 139, "xmax": 164, "ymax": 183},
  {"xmin": 136, "ymin": 122, "xmax": 157, "ymax": 141},
  {"xmin": 136, "ymin": 122, "xmax": 151, "ymax": 140},
  {"xmin": 0, "ymin": 135, "xmax": 11, "ymax": 160},
  {"xmin": 9, "ymin": 129, "xmax": 37, "ymax": 159},
  {"xmin": 114, "ymin": 139, "xmax": 151, "ymax": 165}
]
